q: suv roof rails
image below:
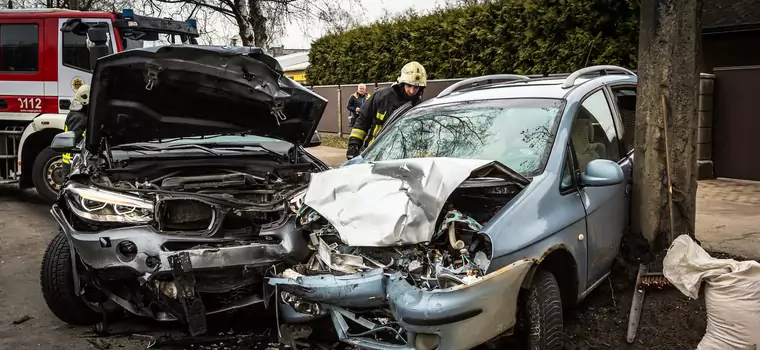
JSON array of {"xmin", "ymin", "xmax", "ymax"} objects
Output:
[
  {"xmin": 437, "ymin": 74, "xmax": 530, "ymax": 98},
  {"xmin": 560, "ymin": 65, "xmax": 636, "ymax": 89}
]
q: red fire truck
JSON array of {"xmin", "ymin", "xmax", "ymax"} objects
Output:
[{"xmin": 0, "ymin": 8, "xmax": 199, "ymax": 201}]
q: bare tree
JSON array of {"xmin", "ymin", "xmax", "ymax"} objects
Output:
[{"xmin": 143, "ymin": 0, "xmax": 362, "ymax": 48}]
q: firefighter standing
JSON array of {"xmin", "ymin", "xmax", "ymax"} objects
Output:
[
  {"xmin": 345, "ymin": 84, "xmax": 370, "ymax": 128},
  {"xmin": 346, "ymin": 62, "xmax": 427, "ymax": 159},
  {"xmin": 62, "ymin": 84, "xmax": 90, "ymax": 176}
]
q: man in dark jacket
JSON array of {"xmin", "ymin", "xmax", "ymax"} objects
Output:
[
  {"xmin": 346, "ymin": 62, "xmax": 427, "ymax": 159},
  {"xmin": 346, "ymin": 84, "xmax": 370, "ymax": 128},
  {"xmin": 62, "ymin": 84, "xmax": 89, "ymax": 177}
]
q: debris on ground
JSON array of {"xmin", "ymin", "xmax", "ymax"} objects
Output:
[
  {"xmin": 86, "ymin": 338, "xmax": 112, "ymax": 350},
  {"xmin": 12, "ymin": 315, "xmax": 31, "ymax": 325}
]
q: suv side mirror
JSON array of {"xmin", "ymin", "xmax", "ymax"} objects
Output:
[
  {"xmin": 304, "ymin": 131, "xmax": 322, "ymax": 148},
  {"xmin": 51, "ymin": 131, "xmax": 78, "ymax": 153},
  {"xmin": 579, "ymin": 159, "xmax": 624, "ymax": 187}
]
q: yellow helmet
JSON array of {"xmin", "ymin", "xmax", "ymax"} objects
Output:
[
  {"xmin": 397, "ymin": 61, "xmax": 427, "ymax": 87},
  {"xmin": 70, "ymin": 84, "xmax": 91, "ymax": 111}
]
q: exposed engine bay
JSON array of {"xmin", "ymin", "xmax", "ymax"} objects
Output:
[
  {"xmin": 268, "ymin": 158, "xmax": 528, "ymax": 349},
  {"xmin": 65, "ymin": 157, "xmax": 316, "ymax": 235},
  {"xmin": 55, "ymin": 152, "xmax": 323, "ymax": 336},
  {"xmin": 293, "ymin": 176, "xmax": 522, "ymax": 286}
]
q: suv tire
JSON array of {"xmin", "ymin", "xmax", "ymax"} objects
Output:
[
  {"xmin": 40, "ymin": 232, "xmax": 102, "ymax": 325},
  {"xmin": 523, "ymin": 269, "xmax": 564, "ymax": 350},
  {"xmin": 32, "ymin": 147, "xmax": 63, "ymax": 203}
]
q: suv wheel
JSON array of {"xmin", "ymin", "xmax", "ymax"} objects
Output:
[
  {"xmin": 32, "ymin": 147, "xmax": 64, "ymax": 203},
  {"xmin": 40, "ymin": 232, "xmax": 102, "ymax": 325},
  {"xmin": 522, "ymin": 269, "xmax": 564, "ymax": 350}
]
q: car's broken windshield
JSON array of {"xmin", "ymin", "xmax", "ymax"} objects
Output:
[{"xmin": 362, "ymin": 98, "xmax": 564, "ymax": 176}]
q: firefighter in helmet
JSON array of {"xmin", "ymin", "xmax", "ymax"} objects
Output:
[
  {"xmin": 346, "ymin": 61, "xmax": 427, "ymax": 159},
  {"xmin": 62, "ymin": 84, "xmax": 90, "ymax": 177}
]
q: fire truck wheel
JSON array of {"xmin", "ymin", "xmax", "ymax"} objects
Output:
[{"xmin": 32, "ymin": 147, "xmax": 64, "ymax": 203}]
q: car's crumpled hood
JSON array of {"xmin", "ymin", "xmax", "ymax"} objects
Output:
[
  {"xmin": 85, "ymin": 45, "xmax": 327, "ymax": 151},
  {"xmin": 303, "ymin": 157, "xmax": 527, "ymax": 247}
]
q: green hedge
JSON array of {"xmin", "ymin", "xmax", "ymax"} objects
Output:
[{"xmin": 306, "ymin": 0, "xmax": 639, "ymax": 85}]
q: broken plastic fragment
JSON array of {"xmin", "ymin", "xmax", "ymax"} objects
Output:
[{"xmin": 281, "ymin": 269, "xmax": 303, "ymax": 280}]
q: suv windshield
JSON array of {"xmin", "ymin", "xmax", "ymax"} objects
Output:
[{"xmin": 362, "ymin": 98, "xmax": 564, "ymax": 176}]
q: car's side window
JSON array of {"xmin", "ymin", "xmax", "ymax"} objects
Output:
[
  {"xmin": 570, "ymin": 89, "xmax": 622, "ymax": 172},
  {"xmin": 610, "ymin": 86, "xmax": 637, "ymax": 154},
  {"xmin": 560, "ymin": 147, "xmax": 576, "ymax": 192}
]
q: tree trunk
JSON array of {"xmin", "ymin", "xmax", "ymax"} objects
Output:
[
  {"xmin": 233, "ymin": 0, "xmax": 255, "ymax": 46},
  {"xmin": 68, "ymin": 0, "xmax": 79, "ymax": 10},
  {"xmin": 7, "ymin": 0, "xmax": 12, "ymax": 9},
  {"xmin": 632, "ymin": 0, "xmax": 702, "ymax": 257},
  {"xmin": 249, "ymin": 0, "xmax": 268, "ymax": 48}
]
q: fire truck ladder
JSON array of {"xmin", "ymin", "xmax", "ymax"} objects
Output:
[{"xmin": 0, "ymin": 126, "xmax": 24, "ymax": 184}]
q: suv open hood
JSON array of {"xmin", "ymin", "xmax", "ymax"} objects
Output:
[{"xmin": 85, "ymin": 45, "xmax": 327, "ymax": 151}]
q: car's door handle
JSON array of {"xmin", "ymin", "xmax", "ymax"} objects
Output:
[{"xmin": 0, "ymin": 99, "xmax": 7, "ymax": 109}]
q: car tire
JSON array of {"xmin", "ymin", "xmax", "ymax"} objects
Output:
[
  {"xmin": 32, "ymin": 147, "xmax": 64, "ymax": 203},
  {"xmin": 523, "ymin": 269, "xmax": 564, "ymax": 350},
  {"xmin": 40, "ymin": 232, "xmax": 102, "ymax": 326}
]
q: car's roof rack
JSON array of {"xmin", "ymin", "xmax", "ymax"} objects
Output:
[
  {"xmin": 437, "ymin": 74, "xmax": 530, "ymax": 98},
  {"xmin": 561, "ymin": 65, "xmax": 636, "ymax": 89}
]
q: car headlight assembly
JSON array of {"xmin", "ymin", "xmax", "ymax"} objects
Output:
[{"xmin": 64, "ymin": 184, "xmax": 154, "ymax": 224}]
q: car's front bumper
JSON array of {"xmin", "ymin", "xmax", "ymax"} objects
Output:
[
  {"xmin": 52, "ymin": 204, "xmax": 308, "ymax": 275},
  {"xmin": 269, "ymin": 259, "xmax": 533, "ymax": 350},
  {"xmin": 51, "ymin": 204, "xmax": 308, "ymax": 322}
]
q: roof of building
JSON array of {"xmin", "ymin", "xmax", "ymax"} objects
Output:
[
  {"xmin": 275, "ymin": 51, "xmax": 310, "ymax": 72},
  {"xmin": 703, "ymin": 0, "xmax": 760, "ymax": 31}
]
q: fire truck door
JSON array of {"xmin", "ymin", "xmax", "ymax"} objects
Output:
[{"xmin": 56, "ymin": 18, "xmax": 117, "ymax": 114}]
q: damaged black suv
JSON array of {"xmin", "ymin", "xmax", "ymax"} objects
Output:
[{"xmin": 39, "ymin": 45, "xmax": 328, "ymax": 335}]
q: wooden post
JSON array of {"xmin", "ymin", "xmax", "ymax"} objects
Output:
[
  {"xmin": 337, "ymin": 87, "xmax": 343, "ymax": 138},
  {"xmin": 632, "ymin": 0, "xmax": 703, "ymax": 255}
]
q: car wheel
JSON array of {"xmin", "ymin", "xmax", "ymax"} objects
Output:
[
  {"xmin": 32, "ymin": 147, "xmax": 64, "ymax": 203},
  {"xmin": 40, "ymin": 232, "xmax": 102, "ymax": 325},
  {"xmin": 523, "ymin": 269, "xmax": 564, "ymax": 350}
]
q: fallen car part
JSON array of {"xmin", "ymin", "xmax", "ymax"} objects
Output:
[{"xmin": 626, "ymin": 263, "xmax": 647, "ymax": 344}]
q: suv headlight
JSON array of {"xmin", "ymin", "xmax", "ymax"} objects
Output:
[{"xmin": 64, "ymin": 185, "xmax": 153, "ymax": 223}]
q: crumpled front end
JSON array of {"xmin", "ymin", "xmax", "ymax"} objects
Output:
[
  {"xmin": 55, "ymin": 161, "xmax": 315, "ymax": 336},
  {"xmin": 268, "ymin": 158, "xmax": 531, "ymax": 349}
]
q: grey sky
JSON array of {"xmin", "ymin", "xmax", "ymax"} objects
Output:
[{"xmin": 276, "ymin": 0, "xmax": 444, "ymax": 49}]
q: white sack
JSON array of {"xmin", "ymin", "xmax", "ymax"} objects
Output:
[{"xmin": 663, "ymin": 234, "xmax": 760, "ymax": 350}]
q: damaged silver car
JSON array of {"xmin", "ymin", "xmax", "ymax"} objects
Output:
[
  {"xmin": 39, "ymin": 45, "xmax": 328, "ymax": 336},
  {"xmin": 268, "ymin": 67, "xmax": 638, "ymax": 349}
]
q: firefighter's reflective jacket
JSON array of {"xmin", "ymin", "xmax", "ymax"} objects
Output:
[
  {"xmin": 62, "ymin": 110, "xmax": 87, "ymax": 165},
  {"xmin": 348, "ymin": 84, "xmax": 422, "ymax": 149}
]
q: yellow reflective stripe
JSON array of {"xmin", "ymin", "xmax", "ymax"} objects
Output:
[
  {"xmin": 62, "ymin": 153, "xmax": 71, "ymax": 164},
  {"xmin": 82, "ymin": 130, "xmax": 86, "ymax": 137},
  {"xmin": 349, "ymin": 129, "xmax": 366, "ymax": 140},
  {"xmin": 368, "ymin": 124, "xmax": 382, "ymax": 146},
  {"xmin": 377, "ymin": 111, "xmax": 387, "ymax": 121},
  {"xmin": 64, "ymin": 125, "xmax": 68, "ymax": 132}
]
